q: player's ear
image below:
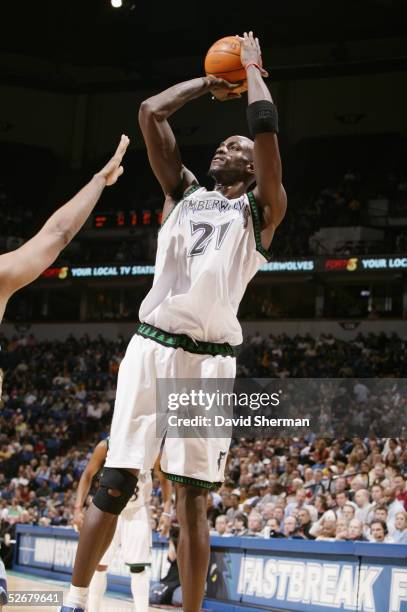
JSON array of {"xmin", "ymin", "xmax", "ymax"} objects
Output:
[{"xmin": 246, "ymin": 160, "xmax": 255, "ymax": 176}]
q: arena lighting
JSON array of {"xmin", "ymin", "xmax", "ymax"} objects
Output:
[{"xmin": 111, "ymin": 0, "xmax": 122, "ymax": 7}]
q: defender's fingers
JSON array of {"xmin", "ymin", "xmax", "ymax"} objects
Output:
[{"xmin": 115, "ymin": 134, "xmax": 130, "ymax": 158}]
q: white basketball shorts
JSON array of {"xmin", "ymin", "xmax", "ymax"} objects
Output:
[{"xmin": 105, "ymin": 323, "xmax": 236, "ymax": 488}]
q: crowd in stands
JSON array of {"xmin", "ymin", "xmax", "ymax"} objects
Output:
[
  {"xmin": 209, "ymin": 437, "xmax": 407, "ymax": 544},
  {"xmin": 0, "ymin": 331, "xmax": 406, "ymax": 566},
  {"xmin": 238, "ymin": 331, "xmax": 407, "ymax": 378}
]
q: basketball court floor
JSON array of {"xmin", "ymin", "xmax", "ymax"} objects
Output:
[{"xmin": 5, "ymin": 572, "xmax": 173, "ymax": 611}]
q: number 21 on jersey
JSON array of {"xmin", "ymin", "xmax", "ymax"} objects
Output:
[{"xmin": 188, "ymin": 220, "xmax": 233, "ymax": 257}]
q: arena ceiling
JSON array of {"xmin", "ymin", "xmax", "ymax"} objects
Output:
[{"xmin": 1, "ymin": 0, "xmax": 407, "ymax": 91}]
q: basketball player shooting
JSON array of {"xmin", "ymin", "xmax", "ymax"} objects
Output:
[{"xmin": 62, "ymin": 32, "xmax": 286, "ymax": 612}]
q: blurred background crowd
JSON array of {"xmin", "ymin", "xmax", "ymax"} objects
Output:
[{"xmin": 1, "ymin": 332, "xmax": 406, "ymax": 567}]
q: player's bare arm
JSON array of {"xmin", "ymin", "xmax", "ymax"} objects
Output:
[
  {"xmin": 73, "ymin": 441, "xmax": 108, "ymax": 531},
  {"xmin": 238, "ymin": 32, "xmax": 287, "ymax": 249},
  {"xmin": 0, "ymin": 135, "xmax": 129, "ymax": 315},
  {"xmin": 138, "ymin": 77, "xmax": 237, "ymax": 221}
]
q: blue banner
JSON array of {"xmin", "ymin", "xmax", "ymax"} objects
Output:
[{"xmin": 13, "ymin": 526, "xmax": 407, "ymax": 611}]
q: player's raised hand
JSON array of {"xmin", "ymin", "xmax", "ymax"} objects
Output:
[
  {"xmin": 236, "ymin": 32, "xmax": 268, "ymax": 77},
  {"xmin": 95, "ymin": 134, "xmax": 130, "ymax": 186},
  {"xmin": 205, "ymin": 75, "xmax": 242, "ymax": 102}
]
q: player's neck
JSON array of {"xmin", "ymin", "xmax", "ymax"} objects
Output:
[{"xmin": 213, "ymin": 180, "xmax": 247, "ymax": 199}]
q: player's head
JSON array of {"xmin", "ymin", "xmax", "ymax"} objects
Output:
[{"xmin": 209, "ymin": 135, "xmax": 255, "ymax": 186}]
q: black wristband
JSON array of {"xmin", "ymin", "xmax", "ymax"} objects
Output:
[{"xmin": 247, "ymin": 100, "xmax": 279, "ymax": 137}]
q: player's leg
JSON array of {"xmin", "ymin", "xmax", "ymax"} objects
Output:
[
  {"xmin": 87, "ymin": 516, "xmax": 121, "ymax": 612},
  {"xmin": 162, "ymin": 346, "xmax": 236, "ymax": 612},
  {"xmin": 63, "ymin": 468, "xmax": 138, "ymax": 611},
  {"xmin": 130, "ymin": 566, "xmax": 150, "ymax": 612},
  {"xmin": 62, "ymin": 334, "xmax": 160, "ymax": 611},
  {"xmin": 122, "ymin": 506, "xmax": 152, "ymax": 612},
  {"xmin": 175, "ymin": 483, "xmax": 209, "ymax": 612},
  {"xmin": 87, "ymin": 564, "xmax": 108, "ymax": 612}
]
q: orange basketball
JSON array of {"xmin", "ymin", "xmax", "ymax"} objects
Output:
[{"xmin": 205, "ymin": 36, "xmax": 247, "ymax": 94}]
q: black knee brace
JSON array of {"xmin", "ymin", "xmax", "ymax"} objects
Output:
[{"xmin": 93, "ymin": 467, "xmax": 138, "ymax": 515}]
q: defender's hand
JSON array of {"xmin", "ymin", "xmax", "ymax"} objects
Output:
[
  {"xmin": 73, "ymin": 509, "xmax": 85, "ymax": 532},
  {"xmin": 236, "ymin": 32, "xmax": 268, "ymax": 77},
  {"xmin": 158, "ymin": 513, "xmax": 171, "ymax": 537},
  {"xmin": 95, "ymin": 134, "xmax": 130, "ymax": 186},
  {"xmin": 204, "ymin": 75, "xmax": 242, "ymax": 101}
]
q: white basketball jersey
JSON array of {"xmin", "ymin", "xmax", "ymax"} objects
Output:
[{"xmin": 139, "ymin": 186, "xmax": 270, "ymax": 346}]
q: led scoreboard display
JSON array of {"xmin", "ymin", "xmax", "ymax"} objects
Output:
[{"xmin": 93, "ymin": 210, "xmax": 162, "ymax": 229}]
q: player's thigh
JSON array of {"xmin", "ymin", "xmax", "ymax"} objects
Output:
[
  {"xmin": 106, "ymin": 335, "xmax": 175, "ymax": 469},
  {"xmin": 162, "ymin": 351, "xmax": 235, "ymax": 483}
]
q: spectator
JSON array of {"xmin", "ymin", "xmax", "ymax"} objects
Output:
[
  {"xmin": 384, "ymin": 487, "xmax": 405, "ymax": 530},
  {"xmin": 392, "ymin": 512, "xmax": 407, "ymax": 543},
  {"xmin": 285, "ymin": 488, "xmax": 317, "ymax": 521},
  {"xmin": 226, "ymin": 494, "xmax": 241, "ymax": 522},
  {"xmin": 347, "ymin": 519, "xmax": 369, "ymax": 542},
  {"xmin": 354, "ymin": 490, "xmax": 373, "ymax": 523},
  {"xmin": 263, "ymin": 518, "xmax": 284, "ymax": 538},
  {"xmin": 232, "ymin": 513, "xmax": 248, "ymax": 536},
  {"xmin": 394, "ymin": 475, "xmax": 407, "ymax": 510},
  {"xmin": 342, "ymin": 503, "xmax": 356, "ymax": 522},
  {"xmin": 369, "ymin": 520, "xmax": 394, "ymax": 543},
  {"xmin": 247, "ymin": 512, "xmax": 264, "ymax": 537},
  {"xmin": 212, "ymin": 515, "xmax": 232, "ymax": 537},
  {"xmin": 298, "ymin": 508, "xmax": 315, "ymax": 540}
]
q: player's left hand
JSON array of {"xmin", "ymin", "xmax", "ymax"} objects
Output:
[
  {"xmin": 95, "ymin": 134, "xmax": 130, "ymax": 186},
  {"xmin": 206, "ymin": 75, "xmax": 243, "ymax": 102},
  {"xmin": 158, "ymin": 513, "xmax": 171, "ymax": 537},
  {"xmin": 236, "ymin": 32, "xmax": 269, "ymax": 77}
]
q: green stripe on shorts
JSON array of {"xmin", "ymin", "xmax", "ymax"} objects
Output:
[
  {"xmin": 136, "ymin": 322, "xmax": 236, "ymax": 357},
  {"xmin": 162, "ymin": 471, "xmax": 221, "ymax": 491}
]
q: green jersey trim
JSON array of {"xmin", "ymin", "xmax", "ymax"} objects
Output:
[
  {"xmin": 136, "ymin": 322, "xmax": 236, "ymax": 357},
  {"xmin": 162, "ymin": 471, "xmax": 221, "ymax": 491},
  {"xmin": 247, "ymin": 190, "xmax": 273, "ymax": 262}
]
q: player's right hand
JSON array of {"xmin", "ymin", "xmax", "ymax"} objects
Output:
[
  {"xmin": 205, "ymin": 75, "xmax": 242, "ymax": 101},
  {"xmin": 95, "ymin": 134, "xmax": 130, "ymax": 186}
]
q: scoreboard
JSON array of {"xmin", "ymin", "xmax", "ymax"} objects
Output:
[{"xmin": 93, "ymin": 210, "xmax": 162, "ymax": 229}]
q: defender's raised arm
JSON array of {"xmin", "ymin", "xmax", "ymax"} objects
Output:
[{"xmin": 0, "ymin": 135, "xmax": 129, "ymax": 307}]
